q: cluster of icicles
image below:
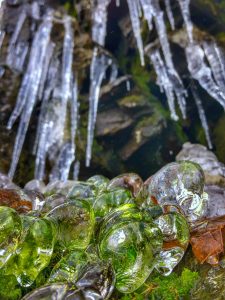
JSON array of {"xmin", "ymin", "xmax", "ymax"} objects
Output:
[{"xmin": 0, "ymin": 0, "xmax": 225, "ymax": 182}]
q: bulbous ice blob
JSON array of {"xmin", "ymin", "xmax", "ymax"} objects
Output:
[
  {"xmin": 46, "ymin": 200, "xmax": 95, "ymax": 250},
  {"xmin": 87, "ymin": 175, "xmax": 109, "ymax": 191},
  {"xmin": 45, "ymin": 181, "xmax": 96, "ymax": 198},
  {"xmin": 145, "ymin": 161, "xmax": 208, "ymax": 221},
  {"xmin": 67, "ymin": 182, "xmax": 96, "ymax": 199},
  {"xmin": 0, "ymin": 206, "xmax": 22, "ymax": 268},
  {"xmin": 93, "ymin": 187, "xmax": 134, "ymax": 218},
  {"xmin": 4, "ymin": 217, "xmax": 56, "ymax": 287},
  {"xmin": 41, "ymin": 194, "xmax": 67, "ymax": 214},
  {"xmin": 75, "ymin": 260, "xmax": 115, "ymax": 299},
  {"xmin": 48, "ymin": 250, "xmax": 88, "ymax": 284},
  {"xmin": 154, "ymin": 212, "xmax": 190, "ymax": 276},
  {"xmin": 24, "ymin": 179, "xmax": 46, "ymax": 194},
  {"xmin": 107, "ymin": 173, "xmax": 143, "ymax": 198},
  {"xmin": 98, "ymin": 204, "xmax": 163, "ymax": 293}
]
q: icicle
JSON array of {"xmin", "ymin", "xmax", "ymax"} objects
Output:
[
  {"xmin": 203, "ymin": 41, "xmax": 225, "ymax": 94},
  {"xmin": 191, "ymin": 85, "xmax": 213, "ymax": 149},
  {"xmin": 36, "ymin": 15, "xmax": 75, "ymax": 181},
  {"xmin": 126, "ymin": 79, "xmax": 131, "ymax": 91},
  {"xmin": 71, "ymin": 76, "xmax": 79, "ymax": 154},
  {"xmin": 34, "ymin": 113, "xmax": 52, "ymax": 180},
  {"xmin": 7, "ymin": 8, "xmax": 26, "ymax": 64},
  {"xmin": 214, "ymin": 44, "xmax": 225, "ymax": 79},
  {"xmin": 177, "ymin": 0, "xmax": 193, "ymax": 43},
  {"xmin": 33, "ymin": 56, "xmax": 59, "ymax": 156},
  {"xmin": 0, "ymin": 0, "xmax": 5, "ymax": 51},
  {"xmin": 73, "ymin": 161, "xmax": 80, "ymax": 180},
  {"xmin": 151, "ymin": 0, "xmax": 174, "ymax": 70},
  {"xmin": 127, "ymin": 0, "xmax": 145, "ymax": 66},
  {"xmin": 60, "ymin": 15, "xmax": 74, "ymax": 138},
  {"xmin": 7, "ymin": 12, "xmax": 54, "ymax": 130},
  {"xmin": 140, "ymin": 0, "xmax": 154, "ymax": 30},
  {"xmin": 168, "ymin": 70, "xmax": 187, "ymax": 118},
  {"xmin": 50, "ymin": 142, "xmax": 74, "ymax": 182},
  {"xmin": 86, "ymin": 47, "xmax": 112, "ymax": 167},
  {"xmin": 186, "ymin": 44, "xmax": 225, "ymax": 109},
  {"xmin": 29, "ymin": 1, "xmax": 40, "ymax": 20},
  {"xmin": 109, "ymin": 63, "xmax": 118, "ymax": 83},
  {"xmin": 8, "ymin": 10, "xmax": 53, "ymax": 179},
  {"xmin": 38, "ymin": 41, "xmax": 55, "ymax": 100},
  {"xmin": 33, "ymin": 56, "xmax": 59, "ymax": 166},
  {"xmin": 146, "ymin": 47, "xmax": 178, "ymax": 121},
  {"xmin": 0, "ymin": 30, "xmax": 5, "ymax": 51},
  {"xmin": 92, "ymin": 0, "xmax": 110, "ymax": 46},
  {"xmin": 141, "ymin": 0, "xmax": 187, "ymax": 119},
  {"xmin": 7, "ymin": 41, "xmax": 29, "ymax": 72},
  {"xmin": 164, "ymin": 0, "xmax": 175, "ymax": 30}
]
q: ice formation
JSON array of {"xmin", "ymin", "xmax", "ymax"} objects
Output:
[
  {"xmin": 8, "ymin": 10, "xmax": 54, "ymax": 179},
  {"xmin": 1, "ymin": 0, "xmax": 225, "ymax": 180},
  {"xmin": 191, "ymin": 85, "xmax": 213, "ymax": 149},
  {"xmin": 86, "ymin": 47, "xmax": 112, "ymax": 167}
]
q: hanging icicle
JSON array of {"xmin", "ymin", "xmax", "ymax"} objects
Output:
[
  {"xmin": 203, "ymin": 41, "xmax": 225, "ymax": 95},
  {"xmin": 109, "ymin": 62, "xmax": 118, "ymax": 83},
  {"xmin": 50, "ymin": 142, "xmax": 75, "ymax": 182},
  {"xmin": 177, "ymin": 0, "xmax": 193, "ymax": 43},
  {"xmin": 164, "ymin": 0, "xmax": 175, "ymax": 30},
  {"xmin": 127, "ymin": 0, "xmax": 145, "ymax": 66},
  {"xmin": 6, "ymin": 7, "xmax": 27, "ymax": 69},
  {"xmin": 186, "ymin": 43, "xmax": 225, "ymax": 109},
  {"xmin": 70, "ymin": 76, "xmax": 79, "ymax": 170},
  {"xmin": 92, "ymin": 0, "xmax": 111, "ymax": 46},
  {"xmin": 34, "ymin": 58, "xmax": 60, "ymax": 180},
  {"xmin": 146, "ymin": 47, "xmax": 178, "ymax": 121},
  {"xmin": 73, "ymin": 160, "xmax": 80, "ymax": 180},
  {"xmin": 140, "ymin": 0, "xmax": 153, "ymax": 30},
  {"xmin": 191, "ymin": 84, "xmax": 213, "ymax": 149},
  {"xmin": 0, "ymin": 0, "xmax": 5, "ymax": 52},
  {"xmin": 60, "ymin": 15, "xmax": 74, "ymax": 139},
  {"xmin": 86, "ymin": 47, "xmax": 112, "ymax": 167},
  {"xmin": 8, "ymin": 10, "xmax": 54, "ymax": 179}
]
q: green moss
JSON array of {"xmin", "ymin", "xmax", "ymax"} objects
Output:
[
  {"xmin": 0, "ymin": 275, "xmax": 21, "ymax": 300},
  {"xmin": 119, "ymin": 269, "xmax": 199, "ymax": 300},
  {"xmin": 148, "ymin": 268, "xmax": 199, "ymax": 300}
]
